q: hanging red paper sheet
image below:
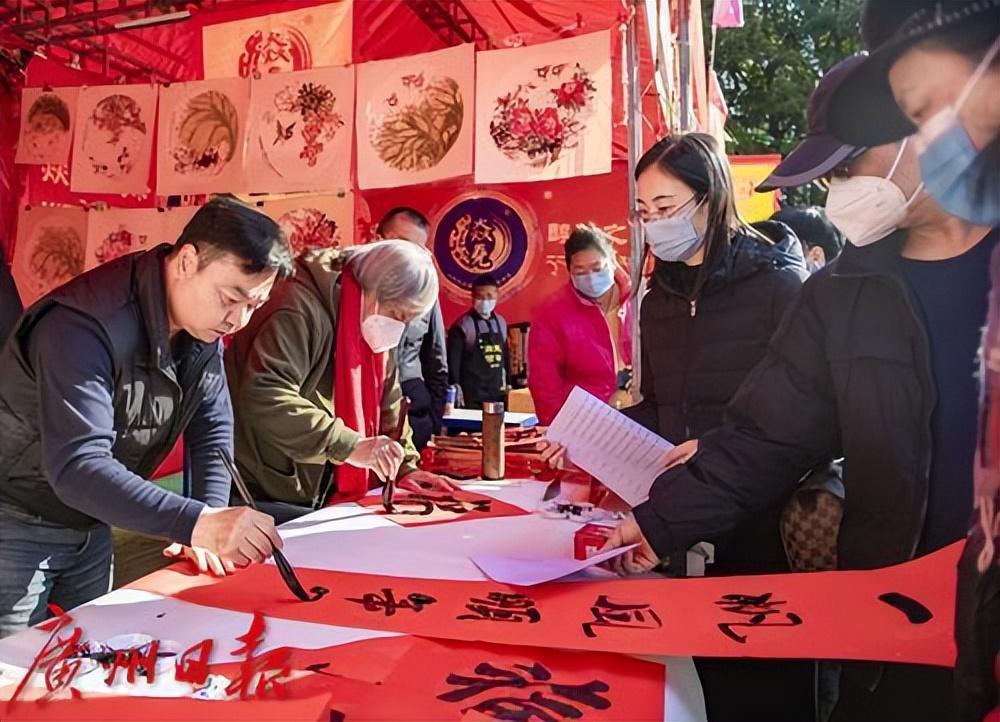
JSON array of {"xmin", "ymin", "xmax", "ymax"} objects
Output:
[
  {"xmin": 70, "ymin": 84, "xmax": 158, "ymax": 196},
  {"xmin": 355, "ymin": 43, "xmax": 475, "ymax": 190},
  {"xmin": 246, "ymin": 66, "xmax": 354, "ymax": 194},
  {"xmin": 355, "ymin": 489, "xmax": 530, "ymax": 527},
  {"xmin": 156, "ymin": 78, "xmax": 250, "ymax": 196},
  {"xmin": 131, "ymin": 541, "xmax": 963, "ymax": 667},
  {"xmin": 12, "ymin": 205, "xmax": 88, "ymax": 306},
  {"xmin": 15, "ymin": 87, "xmax": 78, "ymax": 166},
  {"xmin": 201, "ymin": 2, "xmax": 353, "ymax": 81},
  {"xmin": 474, "ymin": 31, "xmax": 613, "ymax": 184}
]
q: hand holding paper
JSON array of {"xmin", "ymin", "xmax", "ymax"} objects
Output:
[{"xmin": 545, "ymin": 387, "xmax": 675, "ymax": 506}]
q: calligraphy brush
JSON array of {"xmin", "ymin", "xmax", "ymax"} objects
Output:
[
  {"xmin": 381, "ymin": 396, "xmax": 410, "ymax": 513},
  {"xmin": 216, "ymin": 450, "xmax": 326, "ymax": 602}
]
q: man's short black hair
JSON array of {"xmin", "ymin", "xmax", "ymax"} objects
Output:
[
  {"xmin": 771, "ymin": 206, "xmax": 845, "ymax": 261},
  {"xmin": 175, "ymin": 195, "xmax": 294, "ymax": 280},
  {"xmin": 472, "ymin": 274, "xmax": 499, "ymax": 290},
  {"xmin": 376, "ymin": 207, "xmax": 429, "ymax": 238}
]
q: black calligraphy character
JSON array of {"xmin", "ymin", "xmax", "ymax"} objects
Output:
[
  {"xmin": 438, "ymin": 661, "xmax": 610, "ymax": 722},
  {"xmin": 581, "ymin": 595, "xmax": 663, "ymax": 638},
  {"xmin": 877, "ymin": 592, "xmax": 933, "ymax": 624},
  {"xmin": 458, "ymin": 592, "xmax": 541, "ymax": 624},
  {"xmin": 434, "ymin": 495, "xmax": 491, "ymax": 515},
  {"xmin": 226, "ymin": 612, "xmax": 291, "ymax": 700},
  {"xmin": 391, "ymin": 493, "xmax": 491, "ymax": 516},
  {"xmin": 714, "ymin": 592, "xmax": 803, "ymax": 644},
  {"xmin": 346, "ymin": 588, "xmax": 438, "ymax": 616}
]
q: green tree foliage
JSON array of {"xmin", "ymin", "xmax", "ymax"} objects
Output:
[{"xmin": 706, "ymin": 0, "xmax": 863, "ymax": 202}]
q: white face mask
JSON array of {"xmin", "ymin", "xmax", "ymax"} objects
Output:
[
  {"xmin": 361, "ymin": 312, "xmax": 405, "ymax": 353},
  {"xmin": 824, "ymin": 139, "xmax": 923, "ymax": 247},
  {"xmin": 474, "ymin": 299, "xmax": 497, "ymax": 317}
]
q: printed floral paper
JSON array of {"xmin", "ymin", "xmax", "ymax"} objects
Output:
[
  {"xmin": 84, "ymin": 208, "xmax": 166, "ymax": 271},
  {"xmin": 475, "ymin": 31, "xmax": 612, "ymax": 184},
  {"xmin": 16, "ymin": 87, "xmax": 78, "ymax": 165},
  {"xmin": 260, "ymin": 193, "xmax": 354, "ymax": 256},
  {"xmin": 246, "ymin": 66, "xmax": 354, "ymax": 194},
  {"xmin": 12, "ymin": 205, "xmax": 88, "ymax": 306},
  {"xmin": 157, "ymin": 78, "xmax": 250, "ymax": 196},
  {"xmin": 70, "ymin": 84, "xmax": 157, "ymax": 195},
  {"xmin": 202, "ymin": 2, "xmax": 353, "ymax": 80},
  {"xmin": 356, "ymin": 43, "xmax": 474, "ymax": 189}
]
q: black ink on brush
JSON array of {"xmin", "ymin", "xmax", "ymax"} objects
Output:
[
  {"xmin": 217, "ymin": 450, "xmax": 326, "ymax": 603},
  {"xmin": 878, "ymin": 592, "xmax": 933, "ymax": 624}
]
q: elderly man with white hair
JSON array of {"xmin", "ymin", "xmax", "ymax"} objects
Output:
[{"xmin": 225, "ymin": 240, "xmax": 454, "ymax": 522}]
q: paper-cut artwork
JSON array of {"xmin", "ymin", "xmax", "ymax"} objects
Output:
[
  {"xmin": 356, "ymin": 44, "xmax": 474, "ymax": 189},
  {"xmin": 12, "ymin": 205, "xmax": 88, "ymax": 306},
  {"xmin": 246, "ymin": 66, "xmax": 354, "ymax": 193},
  {"xmin": 84, "ymin": 208, "xmax": 166, "ymax": 270},
  {"xmin": 202, "ymin": 2, "xmax": 353, "ymax": 80},
  {"xmin": 71, "ymin": 85, "xmax": 157, "ymax": 195},
  {"xmin": 157, "ymin": 78, "xmax": 249, "ymax": 195},
  {"xmin": 475, "ymin": 31, "xmax": 612, "ymax": 184},
  {"xmin": 16, "ymin": 87, "xmax": 78, "ymax": 165},
  {"xmin": 260, "ymin": 193, "xmax": 354, "ymax": 256}
]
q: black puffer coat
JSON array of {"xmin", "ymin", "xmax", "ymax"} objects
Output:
[{"xmin": 625, "ymin": 227, "xmax": 807, "ymax": 443}]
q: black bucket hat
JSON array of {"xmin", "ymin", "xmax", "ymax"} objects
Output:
[{"xmin": 826, "ymin": 0, "xmax": 1000, "ymax": 146}]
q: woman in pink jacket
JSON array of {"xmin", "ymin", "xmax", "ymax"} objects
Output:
[{"xmin": 528, "ymin": 224, "xmax": 633, "ymax": 425}]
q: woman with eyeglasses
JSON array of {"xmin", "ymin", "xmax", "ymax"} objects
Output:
[{"xmin": 625, "ymin": 133, "xmax": 806, "ymax": 504}]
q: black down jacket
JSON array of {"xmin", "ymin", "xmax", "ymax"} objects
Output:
[{"xmin": 625, "ymin": 226, "xmax": 807, "ymax": 443}]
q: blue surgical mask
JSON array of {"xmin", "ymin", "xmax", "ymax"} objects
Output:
[
  {"xmin": 474, "ymin": 299, "xmax": 496, "ymax": 317},
  {"xmin": 571, "ymin": 264, "xmax": 615, "ymax": 299},
  {"xmin": 916, "ymin": 36, "xmax": 1000, "ymax": 227},
  {"xmin": 643, "ymin": 199, "xmax": 705, "ymax": 262}
]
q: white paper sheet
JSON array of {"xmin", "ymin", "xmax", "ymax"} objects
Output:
[
  {"xmin": 470, "ymin": 544, "xmax": 638, "ymax": 586},
  {"xmin": 545, "ymin": 386, "xmax": 674, "ymax": 506}
]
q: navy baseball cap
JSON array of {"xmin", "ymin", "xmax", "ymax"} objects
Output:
[{"xmin": 756, "ymin": 55, "xmax": 867, "ymax": 192}]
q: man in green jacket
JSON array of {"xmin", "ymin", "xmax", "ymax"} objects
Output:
[{"xmin": 226, "ymin": 241, "xmax": 454, "ymax": 520}]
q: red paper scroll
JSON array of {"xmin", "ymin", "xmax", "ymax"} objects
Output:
[
  {"xmin": 206, "ymin": 637, "xmax": 665, "ymax": 722},
  {"xmin": 132, "ymin": 542, "xmax": 963, "ymax": 666},
  {"xmin": 356, "ymin": 489, "xmax": 529, "ymax": 527}
]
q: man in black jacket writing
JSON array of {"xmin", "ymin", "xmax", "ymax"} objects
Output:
[{"xmin": 0, "ymin": 197, "xmax": 294, "ymax": 638}]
